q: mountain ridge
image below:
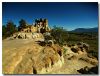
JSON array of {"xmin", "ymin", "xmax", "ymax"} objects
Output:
[{"xmin": 71, "ymin": 27, "xmax": 98, "ymax": 33}]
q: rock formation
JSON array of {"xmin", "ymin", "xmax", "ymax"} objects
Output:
[
  {"xmin": 20, "ymin": 18, "xmax": 51, "ymax": 33},
  {"xmin": 3, "ymin": 38, "xmax": 98, "ymax": 74}
]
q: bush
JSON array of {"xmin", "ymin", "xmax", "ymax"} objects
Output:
[{"xmin": 51, "ymin": 26, "xmax": 69, "ymax": 46}]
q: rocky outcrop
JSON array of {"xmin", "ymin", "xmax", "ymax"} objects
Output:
[
  {"xmin": 7, "ymin": 32, "xmax": 43, "ymax": 40},
  {"xmin": 8, "ymin": 44, "xmax": 64, "ymax": 74},
  {"xmin": 31, "ymin": 45, "xmax": 64, "ymax": 74},
  {"xmin": 77, "ymin": 65, "xmax": 98, "ymax": 74},
  {"xmin": 68, "ymin": 42, "xmax": 88, "ymax": 55},
  {"xmin": 62, "ymin": 42, "xmax": 96, "ymax": 62},
  {"xmin": 3, "ymin": 38, "xmax": 98, "ymax": 74},
  {"xmin": 79, "ymin": 56, "xmax": 98, "ymax": 65}
]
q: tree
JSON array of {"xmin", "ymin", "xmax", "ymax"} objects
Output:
[
  {"xmin": 6, "ymin": 21, "xmax": 17, "ymax": 36},
  {"xmin": 51, "ymin": 26, "xmax": 69, "ymax": 45},
  {"xmin": 18, "ymin": 19, "xmax": 27, "ymax": 31},
  {"xmin": 2, "ymin": 25, "xmax": 7, "ymax": 39}
]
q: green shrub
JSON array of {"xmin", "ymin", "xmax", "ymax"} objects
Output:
[{"xmin": 51, "ymin": 26, "xmax": 68, "ymax": 46}]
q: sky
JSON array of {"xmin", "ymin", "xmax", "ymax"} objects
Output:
[{"xmin": 2, "ymin": 2, "xmax": 98, "ymax": 31}]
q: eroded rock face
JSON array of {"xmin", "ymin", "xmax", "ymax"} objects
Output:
[
  {"xmin": 10, "ymin": 44, "xmax": 64, "ymax": 74},
  {"xmin": 67, "ymin": 42, "xmax": 88, "ymax": 55},
  {"xmin": 79, "ymin": 56, "xmax": 98, "ymax": 65},
  {"xmin": 62, "ymin": 42, "xmax": 92, "ymax": 61},
  {"xmin": 31, "ymin": 45, "xmax": 64, "ymax": 74},
  {"xmin": 77, "ymin": 42, "xmax": 89, "ymax": 51},
  {"xmin": 10, "ymin": 32, "xmax": 43, "ymax": 40}
]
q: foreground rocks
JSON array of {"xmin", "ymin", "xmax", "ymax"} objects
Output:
[
  {"xmin": 2, "ymin": 38, "xmax": 98, "ymax": 74},
  {"xmin": 3, "ymin": 39, "xmax": 64, "ymax": 74}
]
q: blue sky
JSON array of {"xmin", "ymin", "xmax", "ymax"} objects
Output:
[{"xmin": 2, "ymin": 2, "xmax": 98, "ymax": 31}]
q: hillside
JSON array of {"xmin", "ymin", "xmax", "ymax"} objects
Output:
[{"xmin": 2, "ymin": 32, "xmax": 98, "ymax": 74}]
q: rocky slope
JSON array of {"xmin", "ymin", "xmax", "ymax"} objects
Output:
[{"xmin": 2, "ymin": 33, "xmax": 98, "ymax": 74}]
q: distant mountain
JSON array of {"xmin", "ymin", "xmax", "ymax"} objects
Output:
[{"xmin": 71, "ymin": 27, "xmax": 98, "ymax": 33}]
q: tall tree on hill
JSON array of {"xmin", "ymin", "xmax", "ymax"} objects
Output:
[
  {"xmin": 18, "ymin": 19, "xmax": 27, "ymax": 31},
  {"xmin": 2, "ymin": 25, "xmax": 7, "ymax": 39},
  {"xmin": 6, "ymin": 21, "xmax": 17, "ymax": 37}
]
